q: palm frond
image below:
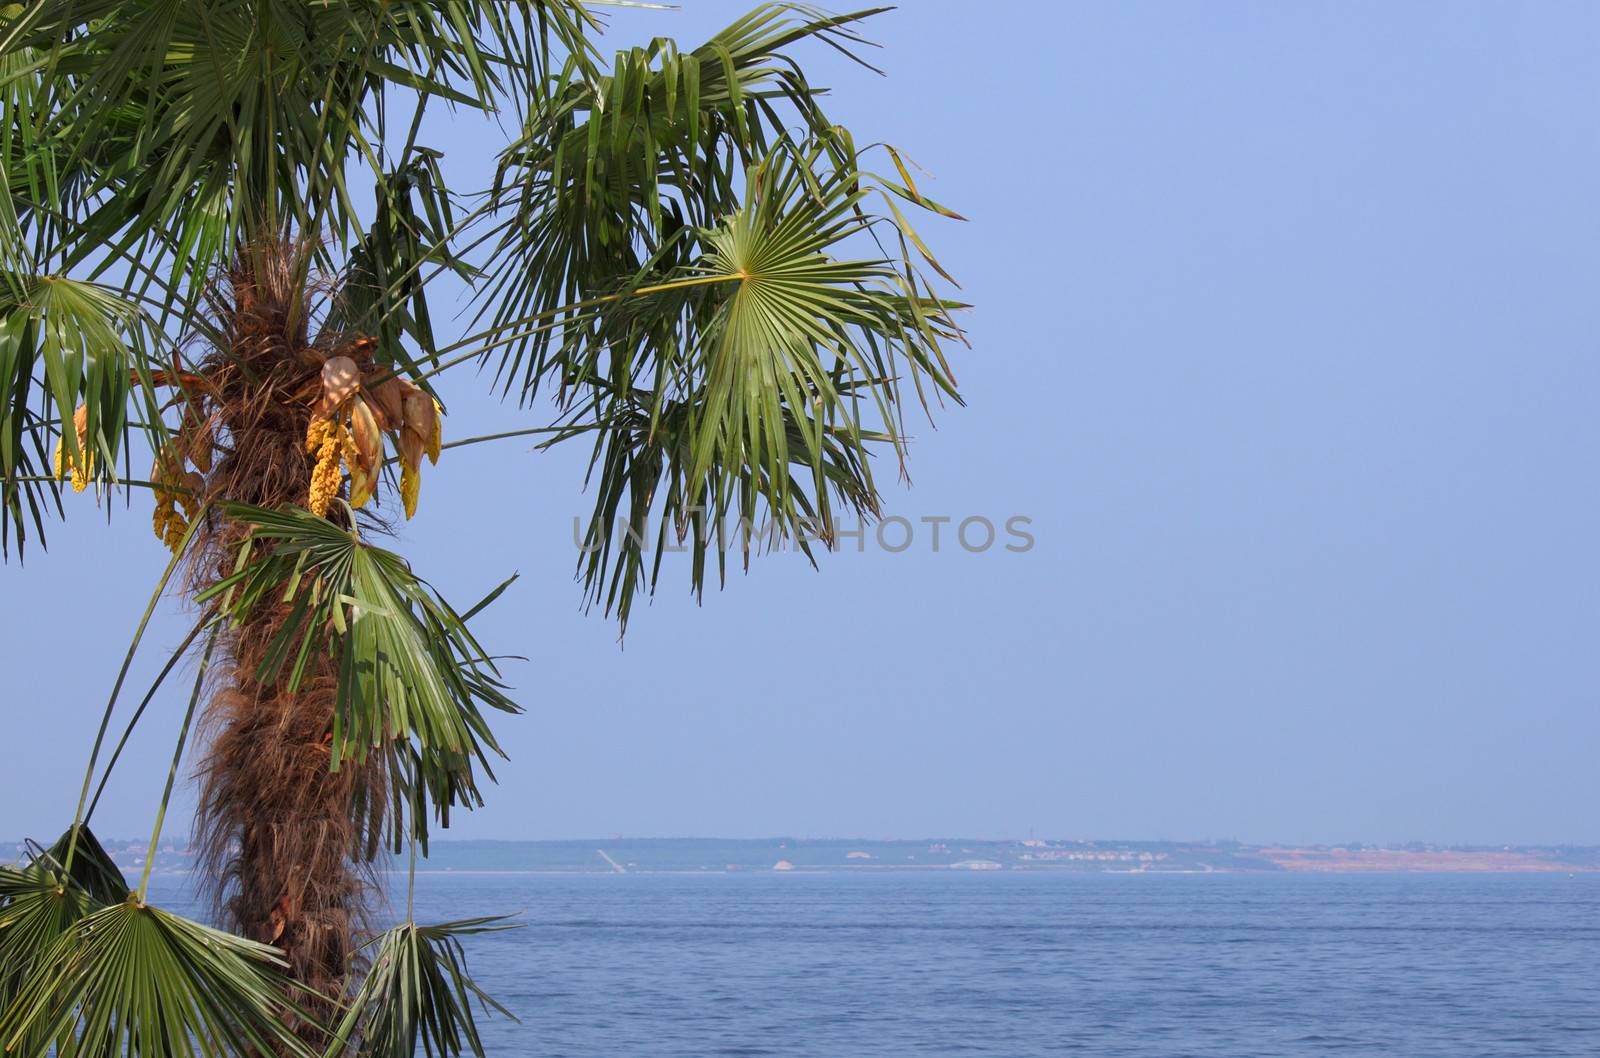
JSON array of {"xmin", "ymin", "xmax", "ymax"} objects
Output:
[
  {"xmin": 565, "ymin": 381, "xmax": 883, "ymax": 628},
  {"xmin": 0, "ymin": 31, "xmax": 87, "ymax": 268},
  {"xmin": 0, "ymin": 824, "xmax": 128, "ymax": 1055},
  {"xmin": 543, "ymin": 135, "xmax": 962, "ymax": 629},
  {"xmin": 329, "ymin": 148, "xmax": 475, "ymax": 381},
  {"xmin": 446, "ymin": 6, "xmax": 966, "ymax": 629},
  {"xmin": 2, "ymin": 1, "xmax": 597, "ymax": 313},
  {"xmin": 27, "ymin": 823, "xmax": 130, "ymax": 907},
  {"xmin": 326, "ymin": 917, "xmax": 519, "ymax": 1058},
  {"xmin": 0, "ymin": 897, "xmax": 321, "ymax": 1058},
  {"xmin": 0, "ymin": 865, "xmax": 98, "ymax": 1058},
  {"xmin": 196, "ymin": 503, "xmax": 522, "ymax": 851},
  {"xmin": 476, "ymin": 3, "xmax": 882, "ymax": 402},
  {"xmin": 0, "ymin": 270, "xmax": 168, "ymax": 556},
  {"xmin": 686, "ymin": 141, "xmax": 961, "ymax": 490}
]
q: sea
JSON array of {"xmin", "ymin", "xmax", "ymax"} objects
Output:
[{"xmin": 149, "ymin": 869, "xmax": 1600, "ymax": 1056}]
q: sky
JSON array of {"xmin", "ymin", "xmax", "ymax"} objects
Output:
[{"xmin": 6, "ymin": 1, "xmax": 1600, "ymax": 847}]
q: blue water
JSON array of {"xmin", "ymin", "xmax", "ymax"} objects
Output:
[{"xmin": 156, "ymin": 871, "xmax": 1600, "ymax": 1056}]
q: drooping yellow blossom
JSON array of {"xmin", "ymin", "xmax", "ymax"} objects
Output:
[
  {"xmin": 307, "ymin": 362, "xmax": 444, "ymax": 520},
  {"xmin": 149, "ymin": 445, "xmax": 202, "ymax": 554},
  {"xmin": 338, "ymin": 421, "xmax": 359, "ymax": 467},
  {"xmin": 304, "ymin": 416, "xmax": 327, "ymax": 454},
  {"xmin": 347, "ymin": 465, "xmax": 375, "ymax": 510},
  {"xmin": 53, "ymin": 441, "xmax": 94, "ymax": 493},
  {"xmin": 53, "ymin": 404, "xmax": 94, "ymax": 493},
  {"xmin": 178, "ymin": 480, "xmax": 201, "ymax": 521},
  {"xmin": 150, "ymin": 476, "xmax": 195, "ymax": 554},
  {"xmin": 400, "ymin": 460, "xmax": 421, "ymax": 519},
  {"xmin": 337, "ymin": 424, "xmax": 378, "ymax": 510},
  {"xmin": 151, "ymin": 494, "xmax": 188, "ymax": 553},
  {"xmin": 305, "ymin": 417, "xmax": 345, "ymax": 517}
]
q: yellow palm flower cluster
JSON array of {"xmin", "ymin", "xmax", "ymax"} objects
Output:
[
  {"xmin": 52, "ymin": 404, "xmax": 94, "ymax": 493},
  {"xmin": 304, "ymin": 417, "xmax": 348, "ymax": 517},
  {"xmin": 395, "ymin": 386, "xmax": 442, "ymax": 519},
  {"xmin": 400, "ymin": 460, "xmax": 421, "ymax": 519},
  {"xmin": 151, "ymin": 493, "xmax": 188, "ymax": 552},
  {"xmin": 50, "ymin": 394, "xmax": 216, "ymax": 554},
  {"xmin": 152, "ymin": 485, "xmax": 201, "ymax": 553},
  {"xmin": 149, "ymin": 442, "xmax": 205, "ymax": 553},
  {"xmin": 305, "ymin": 353, "xmax": 442, "ymax": 519}
]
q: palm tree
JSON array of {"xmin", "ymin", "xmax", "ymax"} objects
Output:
[{"xmin": 0, "ymin": 2, "xmax": 963, "ymax": 1053}]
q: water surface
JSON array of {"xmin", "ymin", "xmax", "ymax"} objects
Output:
[{"xmin": 154, "ymin": 871, "xmax": 1600, "ymax": 1056}]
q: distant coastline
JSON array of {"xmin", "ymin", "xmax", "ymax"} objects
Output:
[{"xmin": 15, "ymin": 837, "xmax": 1600, "ymax": 876}]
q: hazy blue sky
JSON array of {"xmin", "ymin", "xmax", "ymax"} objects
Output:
[{"xmin": 7, "ymin": 2, "xmax": 1600, "ymax": 845}]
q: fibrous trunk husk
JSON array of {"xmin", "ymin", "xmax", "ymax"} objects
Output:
[{"xmin": 182, "ymin": 236, "xmax": 387, "ymax": 1042}]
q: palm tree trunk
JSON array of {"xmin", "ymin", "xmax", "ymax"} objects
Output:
[
  {"xmin": 195, "ymin": 634, "xmax": 371, "ymax": 1027},
  {"xmin": 186, "ymin": 241, "xmax": 385, "ymax": 1040}
]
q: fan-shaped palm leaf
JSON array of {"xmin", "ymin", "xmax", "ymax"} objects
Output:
[
  {"xmin": 0, "ymin": 897, "xmax": 321, "ymax": 1058},
  {"xmin": 325, "ymin": 916, "xmax": 518, "ymax": 1058},
  {"xmin": 0, "ymin": 865, "xmax": 99, "ymax": 1058},
  {"xmin": 26, "ymin": 823, "xmax": 130, "ymax": 907},
  {"xmin": 0, "ymin": 825, "xmax": 128, "ymax": 1056},
  {"xmin": 197, "ymin": 502, "xmax": 521, "ymax": 850},
  {"xmin": 541, "ymin": 134, "xmax": 961, "ymax": 628},
  {"xmin": 478, "ymin": 3, "xmax": 882, "ymax": 402},
  {"xmin": 687, "ymin": 140, "xmax": 960, "ymax": 492},
  {"xmin": 0, "ymin": 270, "xmax": 167, "ymax": 554},
  {"xmin": 1, "ymin": 1, "xmax": 600, "ymax": 331}
]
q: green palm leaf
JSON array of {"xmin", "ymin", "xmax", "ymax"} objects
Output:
[
  {"xmin": 0, "ymin": 270, "xmax": 167, "ymax": 555},
  {"xmin": 0, "ymin": 825, "xmax": 129, "ymax": 1055},
  {"xmin": 0, "ymin": 865, "xmax": 98, "ymax": 1058},
  {"xmin": 330, "ymin": 149, "xmax": 476, "ymax": 380},
  {"xmin": 547, "ymin": 135, "xmax": 962, "ymax": 629},
  {"xmin": 0, "ymin": 897, "xmax": 321, "ymax": 1058},
  {"xmin": 197, "ymin": 503, "xmax": 521, "ymax": 851},
  {"xmin": 326, "ymin": 917, "xmax": 519, "ymax": 1058},
  {"xmin": 27, "ymin": 823, "xmax": 131, "ymax": 907},
  {"xmin": 565, "ymin": 378, "xmax": 885, "ymax": 626},
  {"xmin": 477, "ymin": 3, "xmax": 882, "ymax": 402},
  {"xmin": 688, "ymin": 141, "xmax": 961, "ymax": 494},
  {"xmin": 1, "ymin": 1, "xmax": 596, "ymax": 315}
]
